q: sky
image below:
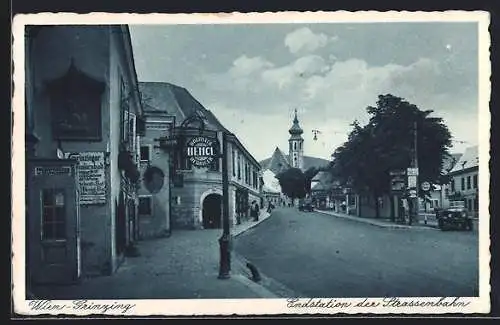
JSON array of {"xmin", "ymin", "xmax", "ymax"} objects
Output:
[{"xmin": 130, "ymin": 22, "xmax": 480, "ymax": 162}]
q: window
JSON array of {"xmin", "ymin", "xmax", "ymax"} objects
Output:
[
  {"xmin": 473, "ymin": 174, "xmax": 478, "ymax": 189},
  {"xmin": 237, "ymin": 153, "xmax": 241, "ymax": 180},
  {"xmin": 474, "ymin": 198, "xmax": 478, "ymax": 211},
  {"xmin": 41, "ymin": 189, "xmax": 66, "ymax": 240},
  {"xmin": 140, "ymin": 146, "xmax": 150, "ymax": 162},
  {"xmin": 433, "ymin": 200, "xmax": 439, "ymax": 208},
  {"xmin": 467, "ymin": 176, "xmax": 471, "ymax": 190},
  {"xmin": 138, "ymin": 197, "xmax": 152, "ymax": 215},
  {"xmin": 461, "ymin": 177, "xmax": 465, "ymax": 191},
  {"xmin": 294, "ymin": 142, "xmax": 297, "ymax": 150},
  {"xmin": 209, "ymin": 157, "xmax": 220, "ymax": 172},
  {"xmin": 468, "ymin": 199, "xmax": 473, "ymax": 212},
  {"xmin": 450, "ymin": 179, "xmax": 455, "ymax": 192},
  {"xmin": 232, "ymin": 149, "xmax": 236, "ymax": 177},
  {"xmin": 244, "ymin": 162, "xmax": 248, "ymax": 184}
]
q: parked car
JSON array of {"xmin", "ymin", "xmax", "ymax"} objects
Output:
[
  {"xmin": 298, "ymin": 198, "xmax": 314, "ymax": 212},
  {"xmin": 435, "ymin": 200, "xmax": 473, "ymax": 231}
]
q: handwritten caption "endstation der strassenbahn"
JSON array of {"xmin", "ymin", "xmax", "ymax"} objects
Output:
[{"xmin": 287, "ymin": 297, "xmax": 471, "ymax": 309}]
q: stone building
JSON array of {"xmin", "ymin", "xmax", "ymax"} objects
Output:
[
  {"xmin": 136, "ymin": 110, "xmax": 175, "ymax": 239},
  {"xmin": 259, "ymin": 111, "xmax": 330, "ymax": 206},
  {"xmin": 138, "ymin": 82, "xmax": 262, "ymax": 229},
  {"xmin": 25, "ymin": 25, "xmax": 143, "ymax": 288}
]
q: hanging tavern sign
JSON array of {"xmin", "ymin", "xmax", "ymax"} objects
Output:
[{"xmin": 186, "ymin": 136, "xmax": 218, "ymax": 167}]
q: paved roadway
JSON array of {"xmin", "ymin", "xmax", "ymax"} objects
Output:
[{"xmin": 234, "ymin": 207, "xmax": 479, "ymax": 298}]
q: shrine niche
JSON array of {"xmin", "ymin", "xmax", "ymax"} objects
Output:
[{"xmin": 47, "ymin": 60, "xmax": 105, "ymax": 141}]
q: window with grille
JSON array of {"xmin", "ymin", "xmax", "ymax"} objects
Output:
[
  {"xmin": 140, "ymin": 146, "xmax": 150, "ymax": 162},
  {"xmin": 138, "ymin": 197, "xmax": 152, "ymax": 216},
  {"xmin": 41, "ymin": 189, "xmax": 66, "ymax": 240}
]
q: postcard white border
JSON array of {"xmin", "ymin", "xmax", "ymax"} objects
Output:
[{"xmin": 12, "ymin": 11, "xmax": 491, "ymax": 316}]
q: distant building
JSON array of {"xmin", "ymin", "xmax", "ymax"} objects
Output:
[
  {"xmin": 444, "ymin": 146, "xmax": 479, "ymax": 217},
  {"xmin": 261, "ymin": 169, "xmax": 282, "ymax": 206},
  {"xmin": 138, "ymin": 82, "xmax": 262, "ymax": 229},
  {"xmin": 310, "ymin": 171, "xmax": 345, "ymax": 211},
  {"xmin": 259, "ymin": 110, "xmax": 330, "ymax": 205},
  {"xmin": 25, "ymin": 26, "xmax": 142, "ymax": 287},
  {"xmin": 421, "ymin": 152, "xmax": 462, "ymax": 212}
]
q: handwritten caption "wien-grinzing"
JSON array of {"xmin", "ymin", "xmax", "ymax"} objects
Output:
[{"xmin": 29, "ymin": 300, "xmax": 135, "ymax": 314}]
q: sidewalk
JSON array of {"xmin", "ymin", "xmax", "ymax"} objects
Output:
[
  {"xmin": 315, "ymin": 209, "xmax": 438, "ymax": 230},
  {"xmin": 31, "ymin": 209, "xmax": 276, "ymax": 300}
]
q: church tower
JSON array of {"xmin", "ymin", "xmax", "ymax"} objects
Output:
[{"xmin": 288, "ymin": 109, "xmax": 304, "ymax": 169}]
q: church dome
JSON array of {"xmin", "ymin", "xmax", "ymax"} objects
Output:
[{"xmin": 288, "ymin": 109, "xmax": 303, "ymax": 135}]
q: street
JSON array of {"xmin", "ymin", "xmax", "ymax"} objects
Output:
[{"xmin": 234, "ymin": 207, "xmax": 479, "ymax": 298}]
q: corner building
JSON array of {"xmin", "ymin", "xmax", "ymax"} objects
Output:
[
  {"xmin": 138, "ymin": 82, "xmax": 263, "ymax": 230},
  {"xmin": 25, "ymin": 26, "xmax": 143, "ymax": 287}
]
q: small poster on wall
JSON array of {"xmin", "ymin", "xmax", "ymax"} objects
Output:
[{"xmin": 65, "ymin": 151, "xmax": 107, "ymax": 205}]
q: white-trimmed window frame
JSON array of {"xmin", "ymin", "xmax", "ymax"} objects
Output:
[
  {"xmin": 138, "ymin": 195, "xmax": 153, "ymax": 216},
  {"xmin": 140, "ymin": 144, "xmax": 152, "ymax": 163}
]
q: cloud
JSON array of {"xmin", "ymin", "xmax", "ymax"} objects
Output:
[
  {"xmin": 284, "ymin": 27, "xmax": 337, "ymax": 54},
  {"xmin": 197, "ymin": 52, "xmax": 475, "ymax": 159},
  {"xmin": 229, "ymin": 55, "xmax": 274, "ymax": 77}
]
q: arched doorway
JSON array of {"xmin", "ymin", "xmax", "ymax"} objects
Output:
[{"xmin": 202, "ymin": 194, "xmax": 222, "ymax": 229}]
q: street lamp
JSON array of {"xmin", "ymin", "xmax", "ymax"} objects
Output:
[{"xmin": 218, "ymin": 131, "xmax": 231, "ymax": 279}]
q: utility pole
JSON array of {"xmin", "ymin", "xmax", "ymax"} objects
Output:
[
  {"xmin": 218, "ymin": 131, "xmax": 231, "ymax": 279},
  {"xmin": 409, "ymin": 120, "xmax": 419, "ymax": 225}
]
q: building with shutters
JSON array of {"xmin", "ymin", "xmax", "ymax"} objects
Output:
[
  {"xmin": 444, "ymin": 146, "xmax": 479, "ymax": 217},
  {"xmin": 24, "ymin": 25, "xmax": 143, "ymax": 290}
]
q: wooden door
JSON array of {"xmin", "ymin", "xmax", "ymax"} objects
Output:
[{"xmin": 28, "ymin": 159, "xmax": 81, "ymax": 284}]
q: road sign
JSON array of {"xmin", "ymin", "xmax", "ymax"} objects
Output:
[
  {"xmin": 421, "ymin": 181, "xmax": 431, "ymax": 191},
  {"xmin": 407, "ymin": 167, "xmax": 419, "ymax": 176}
]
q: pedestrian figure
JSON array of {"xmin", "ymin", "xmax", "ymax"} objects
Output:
[{"xmin": 251, "ymin": 200, "xmax": 259, "ymax": 221}]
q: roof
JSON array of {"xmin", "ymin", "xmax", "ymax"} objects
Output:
[
  {"xmin": 442, "ymin": 153, "xmax": 462, "ymax": 173},
  {"xmin": 259, "ymin": 149, "xmax": 330, "ymax": 174},
  {"xmin": 288, "ymin": 109, "xmax": 304, "ymax": 135},
  {"xmin": 311, "ymin": 171, "xmax": 340, "ymax": 191},
  {"xmin": 139, "ymin": 82, "xmax": 230, "ymax": 133},
  {"xmin": 260, "ymin": 147, "xmax": 290, "ymax": 174},
  {"xmin": 449, "ymin": 145, "xmax": 479, "ymax": 174},
  {"xmin": 139, "ymin": 81, "xmax": 260, "ymax": 167}
]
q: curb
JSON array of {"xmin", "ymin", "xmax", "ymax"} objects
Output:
[
  {"xmin": 232, "ymin": 211, "xmax": 271, "ymax": 238},
  {"xmin": 232, "ymin": 253, "xmax": 302, "ymax": 299},
  {"xmin": 315, "ymin": 210, "xmax": 438, "ymax": 231}
]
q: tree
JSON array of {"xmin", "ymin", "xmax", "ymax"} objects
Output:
[
  {"xmin": 275, "ymin": 167, "xmax": 307, "ymax": 202},
  {"xmin": 329, "ymin": 94, "xmax": 452, "ymax": 218},
  {"xmin": 304, "ymin": 166, "xmax": 320, "ymax": 194}
]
